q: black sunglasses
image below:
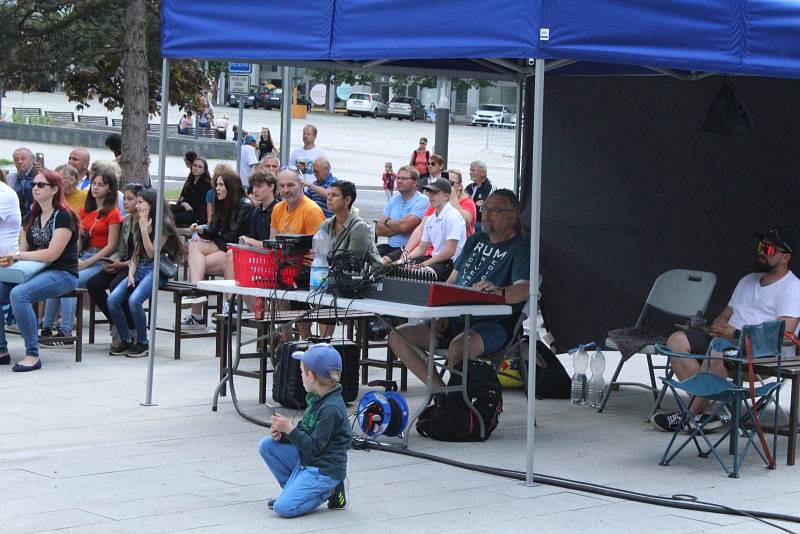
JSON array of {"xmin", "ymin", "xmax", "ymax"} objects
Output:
[{"xmin": 32, "ymin": 181, "xmax": 52, "ymax": 189}]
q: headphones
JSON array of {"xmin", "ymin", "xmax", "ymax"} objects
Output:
[{"xmin": 357, "ymin": 381, "xmax": 409, "ymax": 438}]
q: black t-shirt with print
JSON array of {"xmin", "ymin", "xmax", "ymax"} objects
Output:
[{"xmin": 25, "ymin": 209, "xmax": 79, "ymax": 276}]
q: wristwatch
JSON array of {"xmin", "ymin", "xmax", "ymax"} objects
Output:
[
  {"xmin": 13, "ymin": 251, "xmax": 21, "ymax": 263},
  {"xmin": 733, "ymin": 328, "xmax": 741, "ymax": 339}
]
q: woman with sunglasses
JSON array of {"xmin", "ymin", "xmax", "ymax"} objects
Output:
[
  {"xmin": 409, "ymin": 137, "xmax": 430, "ymax": 189},
  {"xmin": 0, "ymin": 170, "xmax": 80, "ymax": 372},
  {"xmin": 41, "ymin": 168, "xmax": 122, "ymax": 345}
]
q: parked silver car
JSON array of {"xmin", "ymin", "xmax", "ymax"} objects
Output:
[
  {"xmin": 385, "ymin": 97, "xmax": 426, "ymax": 121},
  {"xmin": 345, "ymin": 92, "xmax": 388, "ymax": 117}
]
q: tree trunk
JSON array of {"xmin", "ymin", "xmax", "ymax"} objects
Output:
[{"xmin": 119, "ymin": 0, "xmax": 150, "ymax": 186}]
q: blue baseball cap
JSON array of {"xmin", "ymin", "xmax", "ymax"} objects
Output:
[
  {"xmin": 291, "ymin": 343, "xmax": 342, "ymax": 379},
  {"xmin": 244, "ymin": 134, "xmax": 257, "ymax": 143}
]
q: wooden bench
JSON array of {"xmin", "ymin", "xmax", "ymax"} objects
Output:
[
  {"xmin": 154, "ymin": 280, "xmax": 221, "ymax": 360},
  {"xmin": 77, "ymin": 115, "xmax": 109, "ymax": 126},
  {"xmin": 44, "ymin": 111, "xmax": 75, "ymax": 123},
  {"xmin": 4, "ymin": 288, "xmax": 87, "ymax": 362},
  {"xmin": 181, "ymin": 127, "xmax": 216, "ymax": 139},
  {"xmin": 111, "ymin": 118, "xmax": 124, "ymax": 127},
  {"xmin": 12, "ymin": 107, "xmax": 42, "ymax": 119},
  {"xmin": 148, "ymin": 123, "xmax": 181, "ymax": 136},
  {"xmin": 749, "ymin": 357, "xmax": 800, "ymax": 466},
  {"xmin": 213, "ymin": 307, "xmax": 394, "ymax": 403}
]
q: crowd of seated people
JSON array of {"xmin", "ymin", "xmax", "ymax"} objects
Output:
[{"xmin": 0, "ymin": 127, "xmax": 522, "ymax": 377}]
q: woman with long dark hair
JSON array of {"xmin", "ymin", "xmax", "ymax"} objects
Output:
[
  {"xmin": 170, "ymin": 156, "xmax": 213, "ymax": 226},
  {"xmin": 42, "ymin": 168, "xmax": 122, "ymax": 344},
  {"xmin": 183, "ymin": 171, "xmax": 253, "ymax": 329},
  {"xmin": 86, "ymin": 183, "xmax": 143, "ymax": 349},
  {"xmin": 107, "ymin": 188, "xmax": 186, "ymax": 357},
  {"xmin": 258, "ymin": 127, "xmax": 277, "ymax": 160},
  {"xmin": 0, "ymin": 170, "xmax": 80, "ymax": 371}
]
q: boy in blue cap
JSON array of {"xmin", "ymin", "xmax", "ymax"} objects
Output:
[{"xmin": 258, "ymin": 343, "xmax": 352, "ymax": 517}]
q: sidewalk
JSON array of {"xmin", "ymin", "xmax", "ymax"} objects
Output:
[{"xmin": 1, "ymin": 291, "xmax": 798, "ymax": 533}]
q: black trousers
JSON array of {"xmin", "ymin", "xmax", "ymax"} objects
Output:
[{"xmin": 86, "ymin": 268, "xmax": 133, "ymax": 328}]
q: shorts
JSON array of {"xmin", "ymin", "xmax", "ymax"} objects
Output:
[
  {"xmin": 432, "ymin": 317, "xmax": 509, "ymax": 354},
  {"xmin": 682, "ymin": 328, "xmax": 738, "ymax": 370}
]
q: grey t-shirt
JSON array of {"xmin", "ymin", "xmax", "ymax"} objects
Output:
[{"xmin": 454, "ymin": 231, "xmax": 530, "ymax": 331}]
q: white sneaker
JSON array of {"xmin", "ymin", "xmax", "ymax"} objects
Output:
[
  {"xmin": 181, "ymin": 296, "xmax": 208, "ymax": 309},
  {"xmin": 180, "ymin": 314, "xmax": 207, "ymax": 330}
]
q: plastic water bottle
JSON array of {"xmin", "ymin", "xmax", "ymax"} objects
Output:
[
  {"xmin": 310, "ymin": 228, "xmax": 330, "ymax": 289},
  {"xmin": 587, "ymin": 347, "xmax": 606, "ymax": 408},
  {"xmin": 570, "ymin": 344, "xmax": 590, "ymax": 405}
]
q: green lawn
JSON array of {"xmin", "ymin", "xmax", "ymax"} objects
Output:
[{"xmin": 0, "ymin": 158, "xmax": 12, "ymax": 166}]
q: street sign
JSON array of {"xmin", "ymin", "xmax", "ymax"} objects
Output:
[
  {"xmin": 336, "ymin": 83, "xmax": 353, "ymax": 101},
  {"xmin": 310, "ymin": 84, "xmax": 327, "ymax": 106},
  {"xmin": 229, "ymin": 62, "xmax": 252, "ymax": 74},
  {"xmin": 229, "ymin": 74, "xmax": 251, "ymax": 95}
]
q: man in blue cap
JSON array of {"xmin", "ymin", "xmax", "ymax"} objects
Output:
[
  {"xmin": 239, "ymin": 134, "xmax": 259, "ymax": 188},
  {"xmin": 258, "ymin": 343, "xmax": 352, "ymax": 517}
]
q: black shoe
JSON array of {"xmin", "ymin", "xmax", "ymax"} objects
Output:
[
  {"xmin": 327, "ymin": 480, "xmax": 348, "ymax": 510},
  {"xmin": 267, "ymin": 498, "xmax": 276, "ymax": 510},
  {"xmin": 12, "ymin": 359, "xmax": 42, "ymax": 372},
  {"xmin": 0, "ymin": 354, "xmax": 10, "ymax": 365},
  {"xmin": 41, "ymin": 332, "xmax": 73, "ymax": 347},
  {"xmin": 649, "ymin": 411, "xmax": 687, "ymax": 432},
  {"xmin": 125, "ymin": 343, "xmax": 149, "ymax": 358},
  {"xmin": 110, "ymin": 340, "xmax": 134, "ymax": 356},
  {"xmin": 39, "ymin": 328, "xmax": 54, "ymax": 345}
]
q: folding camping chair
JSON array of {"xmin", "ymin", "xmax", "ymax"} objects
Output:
[
  {"xmin": 655, "ymin": 320, "xmax": 785, "ymax": 478},
  {"xmin": 598, "ymin": 269, "xmax": 717, "ymax": 413}
]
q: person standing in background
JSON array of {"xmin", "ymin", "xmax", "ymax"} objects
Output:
[{"xmin": 381, "ymin": 162, "xmax": 396, "ymax": 200}]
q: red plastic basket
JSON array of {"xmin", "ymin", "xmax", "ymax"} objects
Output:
[{"xmin": 230, "ymin": 244, "xmax": 304, "ymax": 289}]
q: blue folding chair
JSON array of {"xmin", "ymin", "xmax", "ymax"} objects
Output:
[{"xmin": 655, "ymin": 320, "xmax": 785, "ymax": 478}]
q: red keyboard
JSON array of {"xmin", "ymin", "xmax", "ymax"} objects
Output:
[{"xmin": 365, "ymin": 278, "xmax": 505, "ymax": 307}]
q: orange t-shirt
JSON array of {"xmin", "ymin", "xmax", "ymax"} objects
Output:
[
  {"xmin": 270, "ymin": 196, "xmax": 325, "ymax": 236},
  {"xmin": 79, "ymin": 207, "xmax": 123, "ymax": 250}
]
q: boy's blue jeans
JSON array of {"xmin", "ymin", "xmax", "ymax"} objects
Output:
[
  {"xmin": 0, "ymin": 270, "xmax": 78, "ymax": 357},
  {"xmin": 258, "ymin": 437, "xmax": 340, "ymax": 518}
]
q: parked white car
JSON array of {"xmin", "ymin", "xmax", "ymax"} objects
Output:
[
  {"xmin": 346, "ymin": 93, "xmax": 388, "ymax": 117},
  {"xmin": 471, "ymin": 104, "xmax": 513, "ymax": 126}
]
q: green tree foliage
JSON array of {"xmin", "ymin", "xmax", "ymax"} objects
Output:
[{"xmin": 0, "ymin": 0, "xmax": 210, "ymax": 114}]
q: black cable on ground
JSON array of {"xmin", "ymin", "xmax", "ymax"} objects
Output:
[{"xmin": 352, "ymin": 437, "xmax": 798, "ymax": 533}]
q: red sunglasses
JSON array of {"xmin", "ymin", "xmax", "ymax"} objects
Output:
[{"xmin": 757, "ymin": 240, "xmax": 786, "ymax": 256}]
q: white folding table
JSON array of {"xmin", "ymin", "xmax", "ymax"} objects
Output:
[{"xmin": 198, "ymin": 279, "xmax": 510, "ymax": 444}]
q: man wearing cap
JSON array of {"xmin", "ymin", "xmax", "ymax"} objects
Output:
[
  {"xmin": 259, "ymin": 343, "xmax": 351, "ymax": 517},
  {"xmin": 394, "ymin": 177, "xmax": 466, "ymax": 280},
  {"xmin": 651, "ymin": 226, "xmax": 800, "ymax": 432},
  {"xmin": 239, "ymin": 134, "xmax": 259, "ymax": 187}
]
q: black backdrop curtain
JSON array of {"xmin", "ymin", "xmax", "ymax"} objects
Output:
[{"xmin": 521, "ymin": 75, "xmax": 800, "ymax": 350}]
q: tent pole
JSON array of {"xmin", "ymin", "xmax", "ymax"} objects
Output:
[
  {"xmin": 143, "ymin": 57, "xmax": 170, "ymax": 407},
  {"xmin": 235, "ymin": 98, "xmax": 244, "ymax": 174},
  {"xmin": 279, "ymin": 66, "xmax": 293, "ymax": 166},
  {"xmin": 525, "ymin": 58, "xmax": 545, "ymax": 485},
  {"xmin": 513, "ymin": 78, "xmax": 524, "ymax": 195}
]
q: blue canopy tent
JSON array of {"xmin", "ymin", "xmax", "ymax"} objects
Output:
[{"xmin": 154, "ymin": 0, "xmax": 800, "ymax": 484}]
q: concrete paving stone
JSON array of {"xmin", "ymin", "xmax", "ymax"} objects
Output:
[
  {"xmin": 76, "ymin": 493, "xmax": 231, "ymax": 521},
  {"xmin": 1, "ymin": 508, "xmax": 113, "ymax": 534}
]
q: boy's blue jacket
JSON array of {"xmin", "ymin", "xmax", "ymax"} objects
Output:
[{"xmin": 286, "ymin": 384, "xmax": 351, "ymax": 481}]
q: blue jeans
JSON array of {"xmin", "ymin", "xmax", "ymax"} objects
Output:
[
  {"xmin": 43, "ymin": 251, "xmax": 102, "ymax": 333},
  {"xmin": 0, "ymin": 270, "xmax": 78, "ymax": 358},
  {"xmin": 107, "ymin": 261, "xmax": 166, "ymax": 344},
  {"xmin": 258, "ymin": 437, "xmax": 340, "ymax": 518}
]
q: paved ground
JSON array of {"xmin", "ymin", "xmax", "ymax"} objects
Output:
[{"xmin": 1, "ymin": 292, "xmax": 800, "ymax": 533}]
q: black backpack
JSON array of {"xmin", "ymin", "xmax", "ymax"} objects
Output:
[{"xmin": 416, "ymin": 360, "xmax": 503, "ymax": 441}]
